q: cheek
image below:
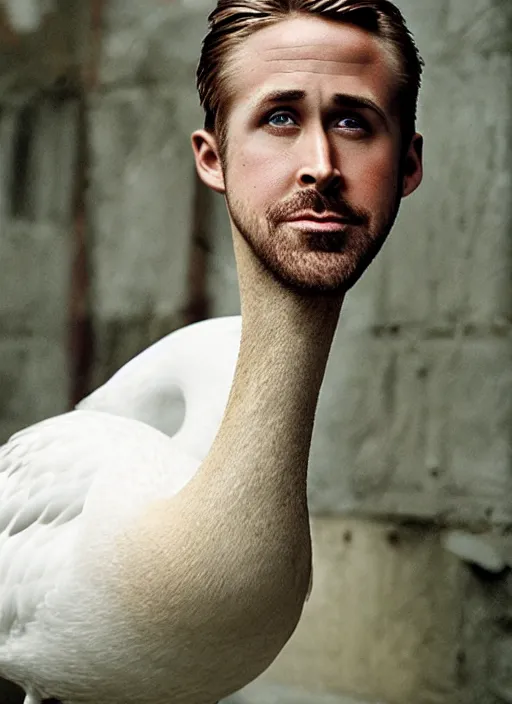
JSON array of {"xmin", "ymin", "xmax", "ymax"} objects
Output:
[
  {"xmin": 341, "ymin": 142, "xmax": 400, "ymax": 205},
  {"xmin": 229, "ymin": 142, "xmax": 293, "ymax": 209}
]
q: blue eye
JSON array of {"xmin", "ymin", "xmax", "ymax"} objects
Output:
[
  {"xmin": 338, "ymin": 116, "xmax": 367, "ymax": 131},
  {"xmin": 267, "ymin": 111, "xmax": 296, "ymax": 127}
]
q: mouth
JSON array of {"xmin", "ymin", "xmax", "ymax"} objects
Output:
[{"xmin": 284, "ymin": 212, "xmax": 350, "ymax": 232}]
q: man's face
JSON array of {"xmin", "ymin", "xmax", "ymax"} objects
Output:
[{"xmin": 193, "ymin": 15, "xmax": 423, "ymax": 293}]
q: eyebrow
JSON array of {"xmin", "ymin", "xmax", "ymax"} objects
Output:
[{"xmin": 255, "ymin": 89, "xmax": 388, "ymax": 127}]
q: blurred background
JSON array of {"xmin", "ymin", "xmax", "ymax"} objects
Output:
[{"xmin": 0, "ymin": 0, "xmax": 511, "ymax": 703}]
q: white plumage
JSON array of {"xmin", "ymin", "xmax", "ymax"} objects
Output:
[
  {"xmin": 78, "ymin": 315, "xmax": 241, "ymax": 456},
  {"xmin": 0, "ymin": 316, "xmax": 242, "ymax": 704}
]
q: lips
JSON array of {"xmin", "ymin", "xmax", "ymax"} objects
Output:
[
  {"xmin": 284, "ymin": 212, "xmax": 350, "ymax": 232},
  {"xmin": 285, "ymin": 211, "xmax": 348, "ymax": 224}
]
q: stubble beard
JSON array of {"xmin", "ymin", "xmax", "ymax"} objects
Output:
[{"xmin": 225, "ymin": 187, "xmax": 402, "ymax": 295}]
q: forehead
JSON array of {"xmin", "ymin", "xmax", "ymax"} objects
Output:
[{"xmin": 227, "ymin": 15, "xmax": 398, "ymax": 114}]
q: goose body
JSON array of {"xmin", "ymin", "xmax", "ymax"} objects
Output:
[
  {"xmin": 1, "ymin": 412, "xmax": 296, "ymax": 703},
  {"xmin": 0, "ymin": 315, "xmax": 294, "ymax": 704},
  {"xmin": 0, "ymin": 412, "xmax": 199, "ymax": 703}
]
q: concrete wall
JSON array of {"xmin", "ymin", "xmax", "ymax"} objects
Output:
[
  {"xmin": 0, "ymin": 0, "xmax": 510, "ymax": 703},
  {"xmin": 86, "ymin": 0, "xmax": 213, "ymax": 388},
  {"xmin": 0, "ymin": 0, "xmax": 86, "ymax": 443}
]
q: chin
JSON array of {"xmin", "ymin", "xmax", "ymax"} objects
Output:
[{"xmin": 269, "ymin": 261, "xmax": 358, "ymax": 294}]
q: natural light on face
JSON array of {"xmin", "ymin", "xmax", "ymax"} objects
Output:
[{"xmin": 219, "ymin": 14, "xmax": 416, "ymax": 293}]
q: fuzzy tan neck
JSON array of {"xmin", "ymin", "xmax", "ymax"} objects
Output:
[{"xmin": 200, "ymin": 233, "xmax": 343, "ymax": 495}]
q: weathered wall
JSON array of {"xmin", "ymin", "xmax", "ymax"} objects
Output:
[
  {"xmin": 0, "ymin": 0, "xmax": 510, "ymax": 703},
  {"xmin": 86, "ymin": 0, "xmax": 214, "ymax": 388},
  {"xmin": 0, "ymin": 1, "xmax": 85, "ymax": 443}
]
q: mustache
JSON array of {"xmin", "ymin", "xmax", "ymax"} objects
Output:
[{"xmin": 266, "ymin": 189, "xmax": 369, "ymax": 226}]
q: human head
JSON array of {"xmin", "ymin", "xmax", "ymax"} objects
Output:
[
  {"xmin": 197, "ymin": 0, "xmax": 424, "ymax": 158},
  {"xmin": 192, "ymin": 7, "xmax": 424, "ymax": 294}
]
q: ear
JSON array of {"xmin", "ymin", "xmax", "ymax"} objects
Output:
[
  {"xmin": 401, "ymin": 133, "xmax": 423, "ymax": 197},
  {"xmin": 191, "ymin": 129, "xmax": 225, "ymax": 194}
]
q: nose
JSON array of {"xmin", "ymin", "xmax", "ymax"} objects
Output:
[{"xmin": 296, "ymin": 127, "xmax": 341, "ymax": 192}]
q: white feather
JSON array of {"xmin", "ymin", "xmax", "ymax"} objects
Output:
[
  {"xmin": 0, "ymin": 316, "xmax": 242, "ymax": 703},
  {"xmin": 78, "ymin": 315, "xmax": 241, "ymax": 458}
]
